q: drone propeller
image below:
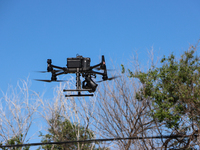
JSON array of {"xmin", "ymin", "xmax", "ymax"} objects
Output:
[
  {"xmin": 94, "ymin": 68, "xmax": 114, "ymax": 71},
  {"xmin": 35, "ymin": 71, "xmax": 48, "ymax": 73},
  {"xmin": 35, "ymin": 70, "xmax": 63, "ymax": 73},
  {"xmin": 34, "ymin": 79, "xmax": 67, "ymax": 82},
  {"xmin": 97, "ymin": 76, "xmax": 120, "ymax": 83}
]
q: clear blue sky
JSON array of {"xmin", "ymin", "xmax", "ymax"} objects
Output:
[
  {"xmin": 0, "ymin": 0, "xmax": 200, "ymax": 147},
  {"xmin": 1, "ymin": 0, "xmax": 200, "ymax": 93}
]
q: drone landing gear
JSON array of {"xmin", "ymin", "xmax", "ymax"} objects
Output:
[
  {"xmin": 63, "ymin": 89, "xmax": 93, "ymax": 97},
  {"xmin": 65, "ymin": 94, "xmax": 93, "ymax": 97},
  {"xmin": 63, "ymin": 68, "xmax": 94, "ymax": 97}
]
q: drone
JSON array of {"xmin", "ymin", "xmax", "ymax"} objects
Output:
[{"xmin": 35, "ymin": 55, "xmax": 118, "ymax": 97}]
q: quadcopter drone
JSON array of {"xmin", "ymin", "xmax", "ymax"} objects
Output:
[{"xmin": 35, "ymin": 55, "xmax": 118, "ymax": 97}]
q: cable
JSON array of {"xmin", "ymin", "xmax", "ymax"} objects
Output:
[{"xmin": 0, "ymin": 135, "xmax": 194, "ymax": 148}]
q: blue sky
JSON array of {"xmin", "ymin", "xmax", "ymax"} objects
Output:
[
  {"xmin": 1, "ymin": 0, "xmax": 200, "ymax": 94},
  {"xmin": 0, "ymin": 1, "xmax": 200, "ymax": 146}
]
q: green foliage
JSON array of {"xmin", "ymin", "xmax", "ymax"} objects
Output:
[
  {"xmin": 38, "ymin": 115, "xmax": 102, "ymax": 150},
  {"xmin": 121, "ymin": 64, "xmax": 125, "ymax": 74},
  {"xmin": 124, "ymin": 48, "xmax": 200, "ymax": 129},
  {"xmin": 0, "ymin": 134, "xmax": 30, "ymax": 150}
]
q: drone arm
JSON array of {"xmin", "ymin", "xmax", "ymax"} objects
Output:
[
  {"xmin": 90, "ymin": 63, "xmax": 101, "ymax": 70},
  {"xmin": 89, "ymin": 70, "xmax": 105, "ymax": 76},
  {"xmin": 51, "ymin": 64, "xmax": 65, "ymax": 70},
  {"xmin": 90, "ymin": 55, "xmax": 106, "ymax": 70},
  {"xmin": 55, "ymin": 72, "xmax": 66, "ymax": 76}
]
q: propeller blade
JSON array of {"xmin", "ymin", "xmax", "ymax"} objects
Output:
[
  {"xmin": 34, "ymin": 79, "xmax": 52, "ymax": 82},
  {"xmin": 107, "ymin": 76, "xmax": 120, "ymax": 80},
  {"xmin": 94, "ymin": 68, "xmax": 114, "ymax": 71},
  {"xmin": 35, "ymin": 71, "xmax": 48, "ymax": 73},
  {"xmin": 35, "ymin": 70, "xmax": 63, "ymax": 73},
  {"xmin": 96, "ymin": 80, "xmax": 104, "ymax": 83},
  {"xmin": 97, "ymin": 76, "xmax": 120, "ymax": 83},
  {"xmin": 34, "ymin": 79, "xmax": 67, "ymax": 82},
  {"xmin": 55, "ymin": 80, "xmax": 67, "ymax": 82}
]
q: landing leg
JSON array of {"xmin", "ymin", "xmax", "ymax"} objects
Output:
[{"xmin": 63, "ymin": 68, "xmax": 93, "ymax": 97}]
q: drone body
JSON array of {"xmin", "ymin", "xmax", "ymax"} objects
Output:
[{"xmin": 36, "ymin": 55, "xmax": 117, "ymax": 97}]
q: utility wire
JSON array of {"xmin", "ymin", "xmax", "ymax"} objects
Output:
[{"xmin": 0, "ymin": 135, "xmax": 194, "ymax": 148}]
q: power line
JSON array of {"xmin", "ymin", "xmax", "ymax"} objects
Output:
[{"xmin": 0, "ymin": 135, "xmax": 194, "ymax": 148}]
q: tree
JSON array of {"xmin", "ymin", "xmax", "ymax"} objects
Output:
[
  {"xmin": 38, "ymin": 81, "xmax": 108, "ymax": 150},
  {"xmin": 0, "ymin": 78, "xmax": 107, "ymax": 149},
  {"xmin": 92, "ymin": 71, "xmax": 162, "ymax": 150},
  {"xmin": 0, "ymin": 79, "xmax": 40, "ymax": 150},
  {"xmin": 126, "ymin": 45, "xmax": 200, "ymax": 149},
  {"xmin": 0, "ymin": 134, "xmax": 30, "ymax": 150},
  {"xmin": 38, "ymin": 114, "xmax": 96, "ymax": 150}
]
